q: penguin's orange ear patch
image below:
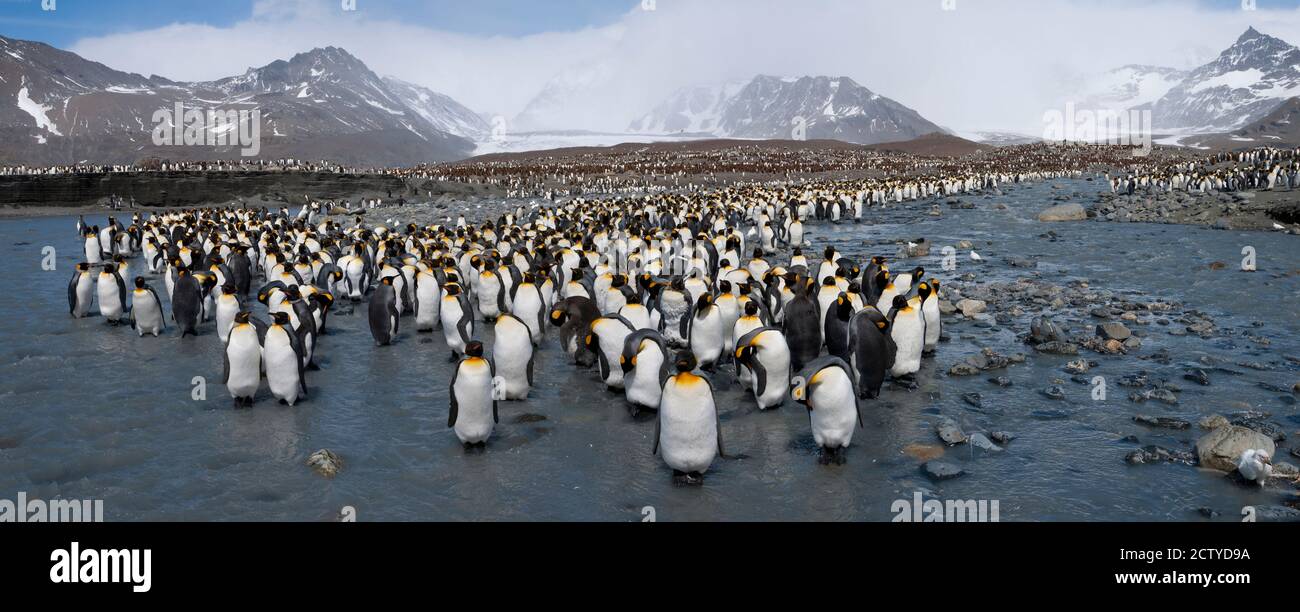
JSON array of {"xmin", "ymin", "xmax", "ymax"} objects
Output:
[{"xmin": 876, "ymin": 321, "xmax": 887, "ymax": 329}]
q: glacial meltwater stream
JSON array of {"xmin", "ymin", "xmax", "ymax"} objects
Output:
[{"xmin": 1, "ymin": 179, "xmax": 1297, "ymax": 521}]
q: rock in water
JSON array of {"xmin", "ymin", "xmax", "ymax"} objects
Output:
[
  {"xmin": 1195, "ymin": 426, "xmax": 1275, "ymax": 472},
  {"xmin": 1037, "ymin": 203, "xmax": 1087, "ymax": 222},
  {"xmin": 1096, "ymin": 322, "xmax": 1132, "ymax": 341},
  {"xmin": 923, "ymin": 461, "xmax": 966, "ymax": 481},
  {"xmin": 1064, "ymin": 359, "xmax": 1090, "ymax": 374},
  {"xmin": 969, "ymin": 433, "xmax": 1004, "ymax": 453},
  {"xmin": 935, "ymin": 417, "xmax": 968, "ymax": 446},
  {"xmin": 956, "ymin": 299, "xmax": 987, "ymax": 316},
  {"xmin": 1184, "ymin": 369, "xmax": 1211, "ymax": 386},
  {"xmin": 1133, "ymin": 415, "xmax": 1191, "ymax": 430},
  {"xmin": 1199, "ymin": 415, "xmax": 1230, "ymax": 430},
  {"xmin": 1030, "ymin": 316, "xmax": 1065, "ymax": 344},
  {"xmin": 307, "ymin": 449, "xmax": 344, "ymax": 478}
]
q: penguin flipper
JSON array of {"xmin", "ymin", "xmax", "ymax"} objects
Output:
[
  {"xmin": 526, "ymin": 355, "xmax": 534, "ymax": 386},
  {"xmin": 67, "ymin": 273, "xmax": 77, "ymax": 315},
  {"xmin": 490, "ymin": 358, "xmax": 499, "ymax": 424},
  {"xmin": 715, "ymin": 409, "xmax": 726, "ymax": 459},
  {"xmin": 651, "ymin": 417, "xmax": 660, "ymax": 456},
  {"xmin": 752, "ymin": 361, "xmax": 768, "ymax": 397},
  {"xmin": 221, "ymin": 339, "xmax": 231, "ymax": 385},
  {"xmin": 447, "ymin": 364, "xmax": 460, "ymax": 428}
]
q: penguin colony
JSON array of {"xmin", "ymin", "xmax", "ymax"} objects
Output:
[{"xmin": 67, "ymin": 183, "xmax": 965, "ymax": 484}]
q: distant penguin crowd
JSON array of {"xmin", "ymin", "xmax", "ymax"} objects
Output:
[{"xmin": 66, "ymin": 183, "xmax": 953, "ymax": 483}]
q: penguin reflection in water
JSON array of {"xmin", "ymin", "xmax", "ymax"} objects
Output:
[
  {"xmin": 654, "ymin": 351, "xmax": 724, "ymax": 484},
  {"xmin": 448, "ymin": 341, "xmax": 504, "ymax": 450}
]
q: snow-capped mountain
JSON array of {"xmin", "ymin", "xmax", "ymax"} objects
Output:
[
  {"xmin": 630, "ymin": 75, "xmax": 942, "ymax": 145},
  {"xmin": 0, "ymin": 35, "xmax": 477, "ymax": 166},
  {"xmin": 383, "ymin": 77, "xmax": 491, "ymax": 141},
  {"xmin": 1076, "ymin": 65, "xmax": 1188, "ymax": 111},
  {"xmin": 1147, "ymin": 28, "xmax": 1300, "ymax": 132},
  {"xmin": 628, "ymin": 81, "xmax": 747, "ymax": 135}
]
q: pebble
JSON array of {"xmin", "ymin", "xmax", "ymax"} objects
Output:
[
  {"xmin": 1125, "ymin": 445, "xmax": 1197, "ymax": 466},
  {"xmin": 307, "ymin": 449, "xmax": 343, "ymax": 478},
  {"xmin": 922, "ymin": 461, "xmax": 966, "ymax": 481},
  {"xmin": 990, "ymin": 431, "xmax": 1016, "ymax": 444},
  {"xmin": 988, "ymin": 376, "xmax": 1013, "ymax": 387},
  {"xmin": 1064, "ymin": 359, "xmax": 1091, "ymax": 374},
  {"xmin": 1097, "ymin": 322, "xmax": 1132, "ymax": 341},
  {"xmin": 1129, "ymin": 388, "xmax": 1179, "ymax": 405},
  {"xmin": 1133, "ymin": 415, "xmax": 1191, "ymax": 430},
  {"xmin": 1199, "ymin": 415, "xmax": 1230, "ymax": 430},
  {"xmin": 1183, "ymin": 369, "xmax": 1211, "ymax": 386},
  {"xmin": 1041, "ymin": 386, "xmax": 1067, "ymax": 401},
  {"xmin": 956, "ymin": 299, "xmax": 987, "ymax": 316},
  {"xmin": 969, "ymin": 433, "xmax": 1003, "ymax": 453},
  {"xmin": 961, "ymin": 393, "xmax": 983, "ymax": 409},
  {"xmin": 936, "ymin": 417, "xmax": 968, "ymax": 446}
]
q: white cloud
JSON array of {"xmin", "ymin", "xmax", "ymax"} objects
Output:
[{"xmin": 66, "ymin": 0, "xmax": 1300, "ymax": 135}]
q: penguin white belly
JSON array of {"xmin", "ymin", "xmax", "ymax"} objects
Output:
[
  {"xmin": 620, "ymin": 304, "xmax": 651, "ymax": 330},
  {"xmin": 512, "ymin": 288, "xmax": 544, "ymax": 343},
  {"xmin": 476, "ymin": 275, "xmax": 503, "ymax": 318},
  {"xmin": 626, "ymin": 347, "xmax": 665, "ymax": 410},
  {"xmin": 415, "ymin": 281, "xmax": 440, "ymax": 331},
  {"xmin": 84, "ymin": 238, "xmax": 102, "ymax": 265},
  {"xmin": 717, "ymin": 299, "xmax": 739, "ymax": 352},
  {"xmin": 215, "ymin": 297, "xmax": 240, "ymax": 342},
  {"xmin": 753, "ymin": 341, "xmax": 791, "ymax": 410},
  {"xmin": 890, "ymin": 312, "xmax": 925, "ymax": 377},
  {"xmin": 493, "ymin": 322, "xmax": 533, "ymax": 400},
  {"xmin": 810, "ymin": 370, "xmax": 857, "ymax": 449},
  {"xmin": 440, "ymin": 298, "xmax": 469, "ymax": 353},
  {"xmin": 226, "ymin": 330, "xmax": 262, "ymax": 399},
  {"xmin": 453, "ymin": 363, "xmax": 494, "ymax": 444},
  {"xmin": 689, "ymin": 312, "xmax": 723, "ymax": 367},
  {"xmin": 922, "ymin": 300, "xmax": 941, "ymax": 352},
  {"xmin": 264, "ymin": 331, "xmax": 301, "ymax": 405},
  {"xmin": 659, "ymin": 378, "xmax": 718, "ymax": 474},
  {"xmin": 73, "ymin": 276, "xmax": 94, "ymax": 318},
  {"xmin": 133, "ymin": 293, "xmax": 164, "ymax": 336},
  {"xmin": 96, "ymin": 278, "xmax": 123, "ymax": 320}
]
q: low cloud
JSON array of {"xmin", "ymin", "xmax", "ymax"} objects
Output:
[{"xmin": 66, "ymin": 0, "xmax": 1300, "ymax": 135}]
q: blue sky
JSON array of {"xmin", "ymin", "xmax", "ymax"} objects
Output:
[{"xmin": 0, "ymin": 0, "xmax": 637, "ymax": 46}]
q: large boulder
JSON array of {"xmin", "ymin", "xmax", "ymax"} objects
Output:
[
  {"xmin": 1038, "ymin": 203, "xmax": 1087, "ymax": 222},
  {"xmin": 1195, "ymin": 426, "xmax": 1275, "ymax": 472}
]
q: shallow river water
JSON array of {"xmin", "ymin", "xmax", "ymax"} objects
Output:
[{"xmin": 1, "ymin": 178, "xmax": 1297, "ymax": 521}]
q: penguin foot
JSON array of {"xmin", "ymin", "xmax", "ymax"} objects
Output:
[
  {"xmin": 672, "ymin": 470, "xmax": 705, "ymax": 485},
  {"xmin": 278, "ymin": 399, "xmax": 288, "ymax": 405}
]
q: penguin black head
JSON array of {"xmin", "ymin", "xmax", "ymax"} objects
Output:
[
  {"xmin": 695, "ymin": 293, "xmax": 713, "ymax": 311},
  {"xmin": 270, "ymin": 311, "xmax": 291, "ymax": 326},
  {"xmin": 744, "ymin": 301, "xmax": 759, "ymax": 316},
  {"xmin": 792, "ymin": 247, "xmax": 803, "ymax": 257},
  {"xmin": 234, "ymin": 311, "xmax": 252, "ymax": 325},
  {"xmin": 380, "ymin": 276, "xmax": 394, "ymax": 287},
  {"xmin": 673, "ymin": 351, "xmax": 697, "ymax": 374},
  {"xmin": 917, "ymin": 282, "xmax": 932, "ymax": 301},
  {"xmin": 444, "ymin": 283, "xmax": 461, "ymax": 296},
  {"xmin": 221, "ymin": 283, "xmax": 237, "ymax": 295},
  {"xmin": 912, "ymin": 267, "xmax": 926, "ymax": 282},
  {"xmin": 835, "ymin": 293, "xmax": 855, "ymax": 320},
  {"xmin": 102, "ymin": 263, "xmax": 117, "ymax": 274},
  {"xmin": 822, "ymin": 276, "xmax": 837, "ymax": 287},
  {"xmin": 626, "ymin": 293, "xmax": 641, "ymax": 305},
  {"xmin": 465, "ymin": 341, "xmax": 485, "ymax": 358},
  {"xmin": 134, "ymin": 276, "xmax": 147, "ymax": 289},
  {"xmin": 76, "ymin": 262, "xmax": 90, "ymax": 272},
  {"xmin": 549, "ymin": 307, "xmax": 567, "ymax": 326},
  {"xmin": 892, "ymin": 295, "xmax": 909, "ymax": 311},
  {"xmin": 823, "ymin": 247, "xmax": 835, "ymax": 261}
]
